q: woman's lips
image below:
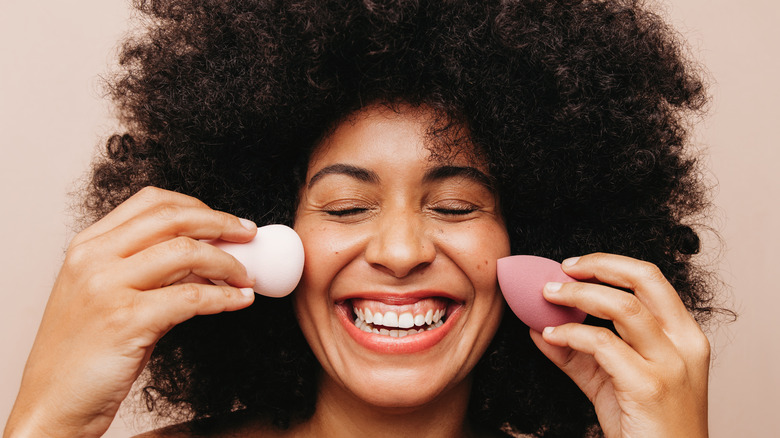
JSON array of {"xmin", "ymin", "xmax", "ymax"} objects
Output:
[{"xmin": 335, "ymin": 295, "xmax": 462, "ymax": 354}]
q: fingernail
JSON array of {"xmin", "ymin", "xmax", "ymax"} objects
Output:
[
  {"xmin": 545, "ymin": 282, "xmax": 562, "ymax": 293},
  {"xmin": 239, "ymin": 218, "xmax": 257, "ymax": 231},
  {"xmin": 240, "ymin": 287, "xmax": 255, "ymax": 298},
  {"xmin": 543, "ymin": 326, "xmax": 555, "ymax": 335},
  {"xmin": 562, "ymin": 257, "xmax": 580, "ymax": 267}
]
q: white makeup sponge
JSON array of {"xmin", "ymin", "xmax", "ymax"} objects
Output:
[
  {"xmin": 209, "ymin": 224, "xmax": 304, "ymax": 297},
  {"xmin": 497, "ymin": 255, "xmax": 587, "ymax": 332}
]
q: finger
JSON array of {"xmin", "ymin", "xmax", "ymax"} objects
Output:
[
  {"xmin": 92, "ymin": 203, "xmax": 256, "ymax": 258},
  {"xmin": 120, "ymin": 237, "xmax": 255, "ymax": 290},
  {"xmin": 561, "ymin": 253, "xmax": 697, "ymax": 333},
  {"xmin": 133, "ymin": 282, "xmax": 255, "ymax": 335},
  {"xmin": 70, "ymin": 187, "xmax": 211, "ymax": 248},
  {"xmin": 540, "ymin": 323, "xmax": 649, "ymax": 392},
  {"xmin": 530, "ymin": 329, "xmax": 605, "ymax": 399},
  {"xmin": 544, "ymin": 281, "xmax": 675, "ymax": 362}
]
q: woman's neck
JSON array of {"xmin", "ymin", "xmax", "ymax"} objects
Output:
[{"xmin": 293, "ymin": 374, "xmax": 477, "ymax": 438}]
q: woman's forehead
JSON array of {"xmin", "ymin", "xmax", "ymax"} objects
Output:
[{"xmin": 308, "ymin": 103, "xmax": 487, "ymax": 173}]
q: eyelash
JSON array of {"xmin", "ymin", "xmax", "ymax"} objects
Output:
[
  {"xmin": 432, "ymin": 206, "xmax": 477, "ymax": 216},
  {"xmin": 323, "ymin": 205, "xmax": 478, "ymax": 217},
  {"xmin": 324, "ymin": 207, "xmax": 370, "ymax": 217}
]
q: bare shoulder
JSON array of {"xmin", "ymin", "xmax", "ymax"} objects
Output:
[{"xmin": 132, "ymin": 411, "xmax": 291, "ymax": 438}]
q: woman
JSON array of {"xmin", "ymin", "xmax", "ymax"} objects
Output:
[{"xmin": 5, "ymin": 0, "xmax": 717, "ymax": 436}]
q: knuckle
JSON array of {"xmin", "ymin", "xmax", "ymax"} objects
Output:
[
  {"xmin": 561, "ymin": 348, "xmax": 578, "ymax": 369},
  {"xmin": 168, "ymin": 236, "xmax": 199, "ymax": 256},
  {"xmin": 638, "ymin": 261, "xmax": 666, "ymax": 283},
  {"xmin": 63, "ymin": 244, "xmax": 91, "ymax": 269},
  {"xmin": 83, "ymin": 271, "xmax": 109, "ymax": 295},
  {"xmin": 152, "ymin": 204, "xmax": 183, "ymax": 223},
  {"xmin": 217, "ymin": 210, "xmax": 235, "ymax": 227},
  {"xmin": 136, "ymin": 186, "xmax": 165, "ymax": 202},
  {"xmin": 221, "ymin": 285, "xmax": 235, "ymax": 300},
  {"xmin": 593, "ymin": 327, "xmax": 615, "ymax": 347},
  {"xmin": 179, "ymin": 283, "xmax": 202, "ymax": 304},
  {"xmin": 110, "ymin": 302, "xmax": 135, "ymax": 331},
  {"xmin": 617, "ymin": 294, "xmax": 643, "ymax": 318},
  {"xmin": 642, "ymin": 375, "xmax": 668, "ymax": 401},
  {"xmin": 68, "ymin": 229, "xmax": 90, "ymax": 250},
  {"xmin": 689, "ymin": 332, "xmax": 712, "ymax": 362},
  {"xmin": 566, "ymin": 281, "xmax": 587, "ymax": 296},
  {"xmin": 103, "ymin": 313, "xmax": 124, "ymax": 336}
]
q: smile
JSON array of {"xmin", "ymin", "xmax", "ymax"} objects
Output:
[
  {"xmin": 336, "ymin": 295, "xmax": 462, "ymax": 354},
  {"xmin": 351, "ymin": 297, "xmax": 447, "ymax": 337}
]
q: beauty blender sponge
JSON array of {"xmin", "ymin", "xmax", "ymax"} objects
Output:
[
  {"xmin": 207, "ymin": 224, "xmax": 304, "ymax": 297},
  {"xmin": 497, "ymin": 255, "xmax": 587, "ymax": 332}
]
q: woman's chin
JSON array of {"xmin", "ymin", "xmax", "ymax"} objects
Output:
[{"xmin": 330, "ymin": 367, "xmax": 469, "ymax": 412}]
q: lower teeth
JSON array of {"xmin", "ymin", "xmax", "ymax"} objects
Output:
[{"xmin": 354, "ymin": 318, "xmax": 444, "ymax": 337}]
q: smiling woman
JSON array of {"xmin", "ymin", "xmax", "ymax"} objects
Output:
[
  {"xmin": 4, "ymin": 1, "xmax": 720, "ymax": 437},
  {"xmin": 293, "ymin": 105, "xmax": 509, "ymax": 426}
]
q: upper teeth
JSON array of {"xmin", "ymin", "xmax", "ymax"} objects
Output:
[{"xmin": 354, "ymin": 307, "xmax": 445, "ymax": 328}]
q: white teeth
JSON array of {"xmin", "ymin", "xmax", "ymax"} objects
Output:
[
  {"xmin": 383, "ymin": 311, "xmax": 398, "ymax": 327},
  {"xmin": 398, "ymin": 312, "xmax": 414, "ymax": 329},
  {"xmin": 352, "ymin": 303, "xmax": 448, "ymax": 337}
]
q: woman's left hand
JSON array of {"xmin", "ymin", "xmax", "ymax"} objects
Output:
[{"xmin": 530, "ymin": 253, "xmax": 710, "ymax": 438}]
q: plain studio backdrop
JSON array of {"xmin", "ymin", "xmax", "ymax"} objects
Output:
[{"xmin": 1, "ymin": 1, "xmax": 777, "ymax": 436}]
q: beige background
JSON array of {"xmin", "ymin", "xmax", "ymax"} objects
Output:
[{"xmin": 1, "ymin": 1, "xmax": 777, "ymax": 436}]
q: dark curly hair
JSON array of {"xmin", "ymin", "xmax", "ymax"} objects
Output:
[{"xmin": 82, "ymin": 0, "xmax": 717, "ymax": 436}]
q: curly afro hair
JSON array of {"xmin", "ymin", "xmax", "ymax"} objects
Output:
[{"xmin": 83, "ymin": 0, "xmax": 716, "ymax": 436}]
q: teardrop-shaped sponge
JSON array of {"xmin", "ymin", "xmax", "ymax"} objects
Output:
[{"xmin": 497, "ymin": 255, "xmax": 587, "ymax": 332}]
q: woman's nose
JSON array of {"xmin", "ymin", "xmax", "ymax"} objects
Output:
[{"xmin": 364, "ymin": 209, "xmax": 436, "ymax": 278}]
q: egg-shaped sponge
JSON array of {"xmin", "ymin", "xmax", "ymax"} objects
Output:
[
  {"xmin": 208, "ymin": 224, "xmax": 304, "ymax": 297},
  {"xmin": 497, "ymin": 255, "xmax": 587, "ymax": 332}
]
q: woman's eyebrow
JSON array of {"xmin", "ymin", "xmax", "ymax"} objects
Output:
[
  {"xmin": 423, "ymin": 165, "xmax": 495, "ymax": 189},
  {"xmin": 307, "ymin": 163, "xmax": 380, "ymax": 188}
]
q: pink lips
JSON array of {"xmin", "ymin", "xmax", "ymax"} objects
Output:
[
  {"xmin": 497, "ymin": 255, "xmax": 587, "ymax": 332},
  {"xmin": 336, "ymin": 294, "xmax": 462, "ymax": 354}
]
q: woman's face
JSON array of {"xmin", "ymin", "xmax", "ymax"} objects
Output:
[{"xmin": 293, "ymin": 104, "xmax": 510, "ymax": 409}]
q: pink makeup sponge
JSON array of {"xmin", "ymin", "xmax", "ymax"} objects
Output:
[
  {"xmin": 497, "ymin": 255, "xmax": 587, "ymax": 332},
  {"xmin": 208, "ymin": 224, "xmax": 304, "ymax": 298}
]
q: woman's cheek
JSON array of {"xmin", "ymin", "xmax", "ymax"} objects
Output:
[
  {"xmin": 437, "ymin": 221, "xmax": 510, "ymax": 280},
  {"xmin": 295, "ymin": 222, "xmax": 365, "ymax": 290}
]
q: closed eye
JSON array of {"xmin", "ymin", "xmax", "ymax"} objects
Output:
[
  {"xmin": 324, "ymin": 207, "xmax": 370, "ymax": 217},
  {"xmin": 433, "ymin": 207, "xmax": 477, "ymax": 216}
]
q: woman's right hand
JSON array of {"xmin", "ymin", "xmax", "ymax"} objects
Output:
[{"xmin": 4, "ymin": 187, "xmax": 257, "ymax": 438}]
